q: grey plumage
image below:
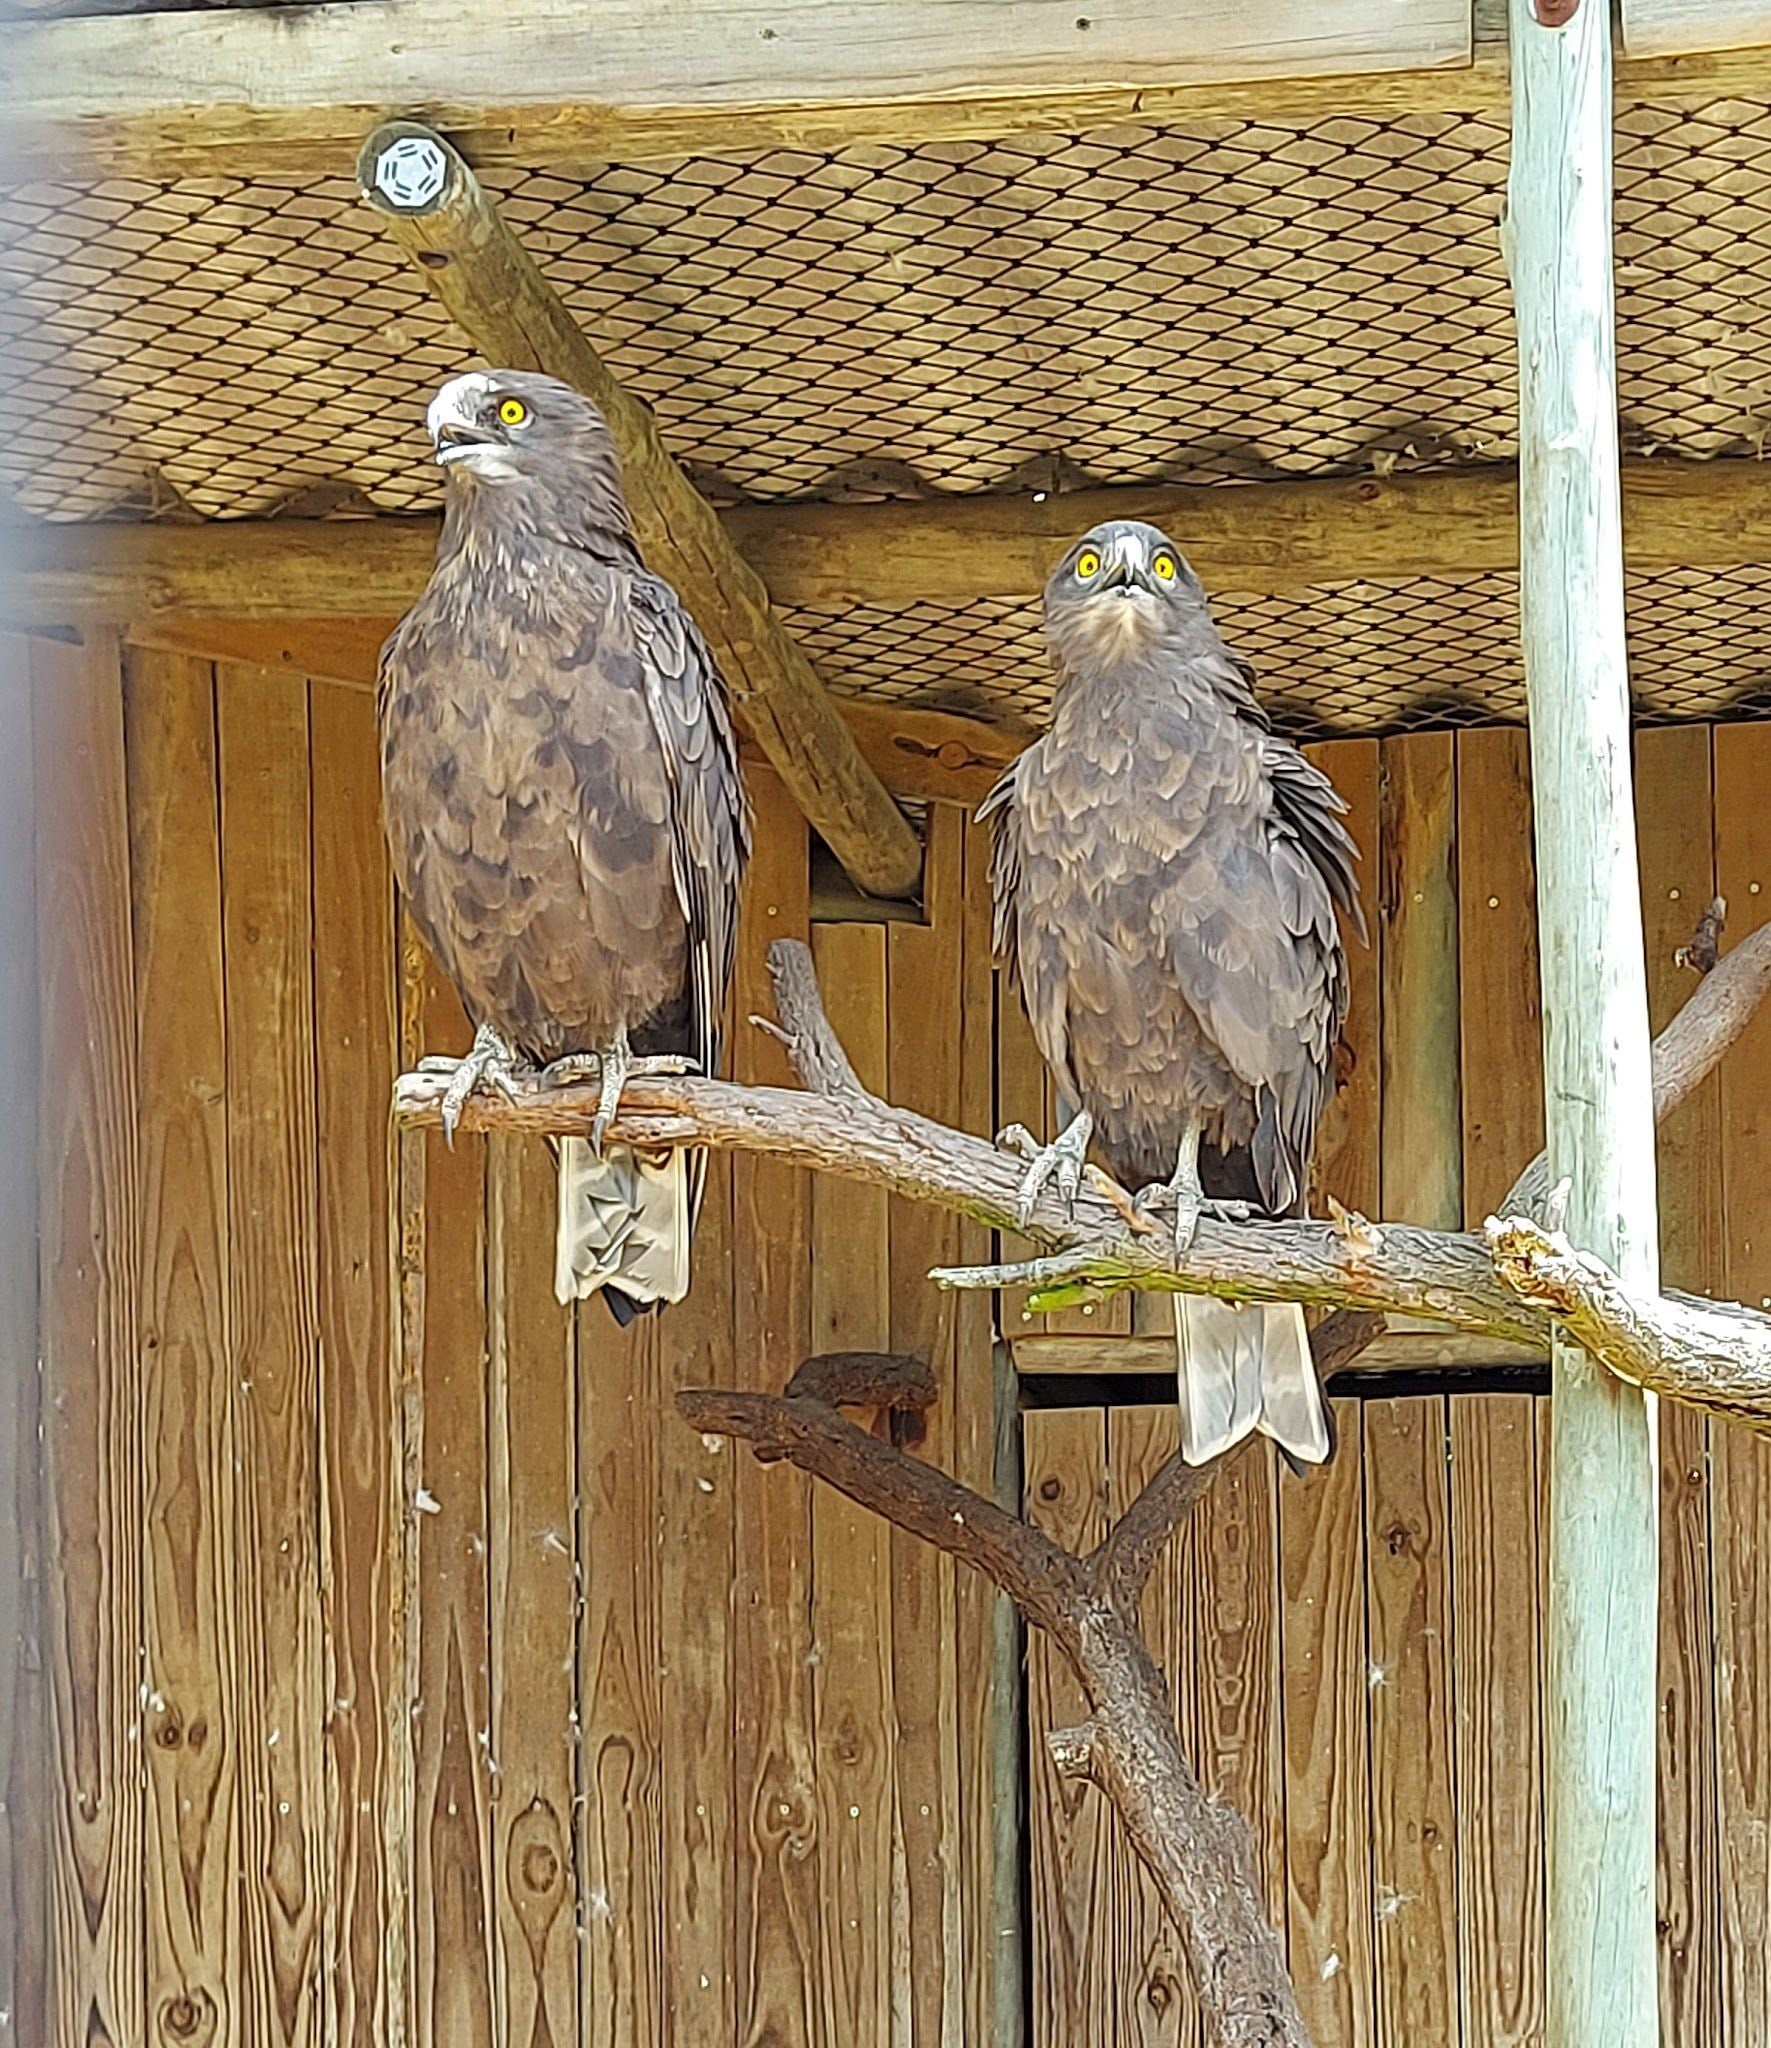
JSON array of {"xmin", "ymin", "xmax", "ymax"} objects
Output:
[
  {"xmin": 379, "ymin": 369, "xmax": 750, "ymax": 1319},
  {"xmin": 982, "ymin": 520, "xmax": 1362, "ymax": 1465}
]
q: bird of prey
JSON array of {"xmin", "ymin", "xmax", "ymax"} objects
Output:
[
  {"xmin": 981, "ymin": 520, "xmax": 1362, "ymax": 1466},
  {"xmin": 379, "ymin": 369, "xmax": 750, "ymax": 1319}
]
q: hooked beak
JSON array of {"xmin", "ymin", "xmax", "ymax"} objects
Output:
[
  {"xmin": 1099, "ymin": 544, "xmax": 1156, "ymax": 599},
  {"xmin": 433, "ymin": 420, "xmax": 496, "ymax": 466}
]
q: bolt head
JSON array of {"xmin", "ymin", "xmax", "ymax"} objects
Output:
[{"xmin": 374, "ymin": 135, "xmax": 448, "ymax": 211}]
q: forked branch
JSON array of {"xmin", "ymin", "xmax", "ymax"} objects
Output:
[{"xmin": 681, "ymin": 1351, "xmax": 1310, "ymax": 2048}]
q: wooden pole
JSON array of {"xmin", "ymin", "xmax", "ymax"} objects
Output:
[
  {"xmin": 1505, "ymin": 5, "xmax": 1660, "ymax": 2043},
  {"xmin": 356, "ymin": 121, "xmax": 922, "ymax": 903}
]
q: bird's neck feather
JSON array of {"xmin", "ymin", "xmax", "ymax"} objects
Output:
[{"xmin": 439, "ymin": 470, "xmax": 642, "ymax": 571}]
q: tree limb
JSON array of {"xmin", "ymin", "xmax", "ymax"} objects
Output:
[
  {"xmin": 683, "ymin": 1367, "xmax": 1311, "ymax": 2048},
  {"xmin": 1501, "ymin": 903, "xmax": 1771, "ymax": 1218},
  {"xmin": 392, "ymin": 934, "xmax": 1771, "ymax": 1428},
  {"xmin": 1487, "ymin": 1213, "xmax": 1771, "ymax": 1425}
]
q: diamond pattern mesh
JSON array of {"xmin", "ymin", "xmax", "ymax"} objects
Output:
[
  {"xmin": 4, "ymin": 99, "xmax": 1771, "ymax": 733},
  {"xmin": 789, "ymin": 565, "xmax": 1771, "ymax": 742}
]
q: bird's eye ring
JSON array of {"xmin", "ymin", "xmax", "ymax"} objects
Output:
[
  {"xmin": 1152, "ymin": 551, "xmax": 1178, "ymax": 583},
  {"xmin": 1075, "ymin": 548, "xmax": 1102, "ymax": 579},
  {"xmin": 497, "ymin": 397, "xmax": 529, "ymax": 427}
]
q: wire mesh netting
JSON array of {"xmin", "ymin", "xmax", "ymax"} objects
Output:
[{"xmin": 3, "ymin": 98, "xmax": 1770, "ymax": 736}]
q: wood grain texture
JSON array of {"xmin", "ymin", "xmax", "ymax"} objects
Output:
[
  {"xmin": 1304, "ymin": 738, "xmax": 1380, "ymax": 1222},
  {"xmin": 807, "ymin": 921, "xmax": 894, "ymax": 2048},
  {"xmin": 1186, "ymin": 1440, "xmax": 1285, "ymax": 1930},
  {"xmin": 1620, "ymin": 0, "xmax": 1771, "ymax": 57},
  {"xmin": 954, "ymin": 809, "xmax": 1018, "ymax": 2048},
  {"xmin": 33, "ymin": 632, "xmax": 145, "ymax": 2048},
  {"xmin": 487, "ymin": 1135, "xmax": 579, "ymax": 2048},
  {"xmin": 1023, "ymin": 1408, "xmax": 1112, "ymax": 2048},
  {"xmin": 126, "ymin": 648, "xmax": 241, "ymax": 2048},
  {"xmin": 1379, "ymin": 731, "xmax": 1461, "ymax": 1230},
  {"xmin": 1278, "ymin": 1398, "xmax": 1376, "ymax": 2048},
  {"xmin": 1108, "ymin": 1406, "xmax": 1191, "ymax": 2048},
  {"xmin": 1712, "ymin": 719, "xmax": 1771, "ymax": 2048},
  {"xmin": 577, "ymin": 1309, "xmax": 662, "ymax": 2048},
  {"xmin": 657, "ymin": 1145, "xmax": 737, "ymax": 2048},
  {"xmin": 309, "ymin": 678, "xmax": 399, "ymax": 2048},
  {"xmin": 403, "ymin": 921, "xmax": 496, "ymax": 2048},
  {"xmin": 216, "ymin": 665, "xmax": 326, "ymax": 2048},
  {"xmin": 729, "ymin": 772, "xmax": 821, "ymax": 2048},
  {"xmin": 1634, "ymin": 723, "xmax": 1722, "ymax": 2048},
  {"xmin": 0, "ymin": 636, "xmax": 42, "ymax": 2048},
  {"xmin": 1448, "ymin": 1394, "xmax": 1544, "ymax": 2048},
  {"xmin": 7, "ymin": 0, "xmax": 1471, "ymax": 181},
  {"xmin": 885, "ymin": 803, "xmax": 968, "ymax": 2048},
  {"xmin": 1362, "ymin": 1397, "xmax": 1457, "ymax": 2048},
  {"xmin": 1457, "ymin": 726, "xmax": 1542, "ymax": 1226}
]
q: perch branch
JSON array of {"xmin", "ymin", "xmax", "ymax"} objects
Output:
[
  {"xmin": 1487, "ymin": 1214, "xmax": 1771, "ymax": 1427},
  {"xmin": 683, "ymin": 1363, "xmax": 1310, "ymax": 2048},
  {"xmin": 392, "ymin": 935, "xmax": 1771, "ymax": 1427}
]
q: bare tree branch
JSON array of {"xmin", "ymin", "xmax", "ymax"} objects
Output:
[
  {"xmin": 1502, "ymin": 904, "xmax": 1771, "ymax": 1218},
  {"xmin": 392, "ymin": 933, "xmax": 1771, "ymax": 1427},
  {"xmin": 684, "ymin": 1368, "xmax": 1311, "ymax": 2048},
  {"xmin": 1487, "ymin": 1214, "xmax": 1771, "ymax": 1426}
]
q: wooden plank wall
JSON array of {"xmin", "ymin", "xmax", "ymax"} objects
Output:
[
  {"xmin": 1024, "ymin": 724, "xmax": 1771, "ymax": 2048},
  {"xmin": 15, "ymin": 657, "xmax": 1010, "ymax": 2048},
  {"xmin": 12, "ymin": 652, "xmax": 1771, "ymax": 2048}
]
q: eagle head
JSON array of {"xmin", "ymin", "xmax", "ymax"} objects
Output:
[
  {"xmin": 1043, "ymin": 519, "xmax": 1206, "ymax": 669},
  {"xmin": 425, "ymin": 369, "xmax": 634, "ymax": 545}
]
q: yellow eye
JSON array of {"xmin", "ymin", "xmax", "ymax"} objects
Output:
[
  {"xmin": 1075, "ymin": 548, "xmax": 1102, "ymax": 579},
  {"xmin": 1152, "ymin": 551, "xmax": 1178, "ymax": 583},
  {"xmin": 497, "ymin": 396, "xmax": 529, "ymax": 427}
]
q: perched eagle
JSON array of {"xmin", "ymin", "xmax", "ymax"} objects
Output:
[
  {"xmin": 982, "ymin": 520, "xmax": 1362, "ymax": 1466},
  {"xmin": 379, "ymin": 369, "xmax": 750, "ymax": 1319}
]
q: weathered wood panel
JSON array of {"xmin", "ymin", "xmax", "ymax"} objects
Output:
[
  {"xmin": 1379, "ymin": 731, "xmax": 1461, "ymax": 1229},
  {"xmin": 1278, "ymin": 1399, "xmax": 1376, "ymax": 2048},
  {"xmin": 1363, "ymin": 1397, "xmax": 1458, "ymax": 2048},
  {"xmin": 216, "ymin": 664, "xmax": 327, "ymax": 2048},
  {"xmin": 127, "ymin": 649, "xmax": 241, "ymax": 2048},
  {"xmin": 1457, "ymin": 727, "xmax": 1543, "ymax": 1225},
  {"xmin": 308, "ymin": 679, "xmax": 399, "ymax": 2048},
  {"xmin": 886, "ymin": 805, "xmax": 968, "ymax": 2048},
  {"xmin": 1024, "ymin": 1408, "xmax": 1113, "ymax": 2048},
  {"xmin": 0, "ymin": 635, "xmax": 42, "ymax": 2046},
  {"xmin": 402, "ymin": 922, "xmax": 496, "ymax": 2048},
  {"xmin": 1635, "ymin": 724, "xmax": 1723, "ymax": 2048},
  {"xmin": 1109, "ymin": 1406, "xmax": 1191, "ymax": 2048},
  {"xmin": 34, "ymin": 633, "xmax": 144, "ymax": 2048},
  {"xmin": 487, "ymin": 1135, "xmax": 579, "ymax": 2048},
  {"xmin": 1712, "ymin": 721, "xmax": 1771, "ymax": 2048},
  {"xmin": 1448, "ymin": 1394, "xmax": 1544, "ymax": 2048},
  {"xmin": 1305, "ymin": 737, "xmax": 1381, "ymax": 1222},
  {"xmin": 807, "ymin": 921, "xmax": 895, "ymax": 2048},
  {"xmin": 729, "ymin": 772, "xmax": 821, "ymax": 2048}
]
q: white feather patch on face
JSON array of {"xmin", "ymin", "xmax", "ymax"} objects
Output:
[{"xmin": 427, "ymin": 372, "xmax": 495, "ymax": 444}]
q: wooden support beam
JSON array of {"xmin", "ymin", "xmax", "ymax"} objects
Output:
[
  {"xmin": 1506, "ymin": 5, "xmax": 1660, "ymax": 2044},
  {"xmin": 355, "ymin": 121, "xmax": 921, "ymax": 902},
  {"xmin": 3, "ymin": 0, "xmax": 1473, "ymax": 183},
  {"xmin": 11, "ymin": 456, "xmax": 1771, "ymax": 627},
  {"xmin": 10, "ymin": 0, "xmax": 1771, "ymax": 184}
]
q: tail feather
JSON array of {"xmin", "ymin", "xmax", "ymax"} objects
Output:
[
  {"xmin": 1175, "ymin": 1296, "xmax": 1330, "ymax": 1467},
  {"xmin": 554, "ymin": 1136, "xmax": 691, "ymax": 1314}
]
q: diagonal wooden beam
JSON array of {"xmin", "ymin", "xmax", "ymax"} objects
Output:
[{"xmin": 355, "ymin": 119, "xmax": 922, "ymax": 901}]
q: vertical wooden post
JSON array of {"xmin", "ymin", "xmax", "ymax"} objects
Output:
[{"xmin": 1504, "ymin": 5, "xmax": 1661, "ymax": 2046}]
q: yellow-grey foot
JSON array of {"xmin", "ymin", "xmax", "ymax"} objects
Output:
[
  {"xmin": 423, "ymin": 1022, "xmax": 527, "ymax": 1144},
  {"xmin": 1005, "ymin": 1110, "xmax": 1093, "ymax": 1230},
  {"xmin": 1133, "ymin": 1178, "xmax": 1258, "ymax": 1255}
]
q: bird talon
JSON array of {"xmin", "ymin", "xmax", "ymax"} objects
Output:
[
  {"xmin": 430, "ymin": 1023, "xmax": 526, "ymax": 1146},
  {"xmin": 996, "ymin": 1122, "xmax": 1040, "ymax": 1162},
  {"xmin": 1011, "ymin": 1112, "xmax": 1094, "ymax": 1229}
]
